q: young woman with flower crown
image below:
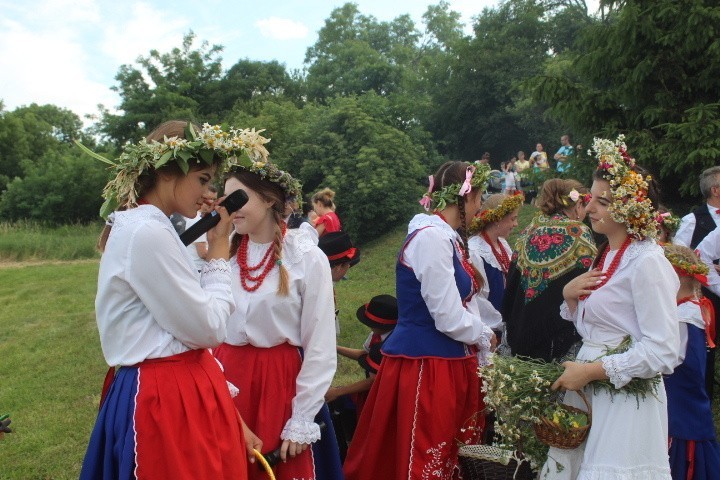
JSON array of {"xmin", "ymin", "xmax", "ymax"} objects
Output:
[
  {"xmin": 343, "ymin": 161, "xmax": 497, "ymax": 480},
  {"xmin": 79, "ymin": 120, "xmax": 267, "ymax": 480},
  {"xmin": 212, "ymin": 162, "xmax": 340, "ymax": 480},
  {"xmin": 541, "ymin": 136, "xmax": 682, "ymax": 479},
  {"xmin": 502, "ymin": 178, "xmax": 596, "ymax": 362},
  {"xmin": 467, "ymin": 193, "xmax": 523, "ymax": 339},
  {"xmin": 662, "ymin": 244, "xmax": 720, "ymax": 480}
]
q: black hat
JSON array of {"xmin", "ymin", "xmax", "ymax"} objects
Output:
[
  {"xmin": 358, "ymin": 342, "xmax": 384, "ymax": 375},
  {"xmin": 356, "ymin": 294, "xmax": 398, "ymax": 330},
  {"xmin": 318, "ymin": 231, "xmax": 360, "ymax": 267}
]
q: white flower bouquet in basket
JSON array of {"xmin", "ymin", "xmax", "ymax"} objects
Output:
[{"xmin": 480, "ymin": 337, "xmax": 660, "ymax": 471}]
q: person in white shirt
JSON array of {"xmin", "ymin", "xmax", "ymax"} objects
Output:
[
  {"xmin": 344, "ymin": 161, "xmax": 497, "ymax": 480},
  {"xmin": 542, "ymin": 136, "xmax": 681, "ymax": 480},
  {"xmin": 673, "ymin": 166, "xmax": 720, "ymax": 248},
  {"xmin": 80, "ymin": 120, "xmax": 267, "ymax": 480},
  {"xmin": 184, "ymin": 185, "xmax": 218, "ymax": 271},
  {"xmin": 213, "ymin": 163, "xmax": 339, "ymax": 480}
]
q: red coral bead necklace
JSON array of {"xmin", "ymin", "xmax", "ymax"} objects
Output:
[
  {"xmin": 482, "ymin": 231, "xmax": 511, "ymax": 274},
  {"xmin": 579, "ymin": 235, "xmax": 632, "ymax": 300},
  {"xmin": 236, "ymin": 223, "xmax": 286, "ymax": 292}
]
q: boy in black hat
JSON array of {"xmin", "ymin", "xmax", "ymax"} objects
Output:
[
  {"xmin": 318, "ymin": 231, "xmax": 360, "ymax": 282},
  {"xmin": 325, "ymin": 295, "xmax": 398, "ymax": 460}
]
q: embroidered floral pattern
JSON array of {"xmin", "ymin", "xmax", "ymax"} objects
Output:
[
  {"xmin": 421, "ymin": 441, "xmax": 455, "ymax": 479},
  {"xmin": 515, "ymin": 213, "xmax": 597, "ymax": 303}
]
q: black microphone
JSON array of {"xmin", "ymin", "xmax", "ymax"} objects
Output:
[{"xmin": 179, "ymin": 189, "xmax": 249, "ymax": 246}]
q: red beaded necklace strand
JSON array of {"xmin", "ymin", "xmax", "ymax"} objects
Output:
[
  {"xmin": 481, "ymin": 231, "xmax": 511, "ymax": 274},
  {"xmin": 434, "ymin": 212, "xmax": 479, "ymax": 295},
  {"xmin": 579, "ymin": 235, "xmax": 632, "ymax": 300},
  {"xmin": 236, "ymin": 224, "xmax": 286, "ymax": 292}
]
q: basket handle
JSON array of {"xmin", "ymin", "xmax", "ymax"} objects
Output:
[{"xmin": 573, "ymin": 390, "xmax": 591, "ymax": 417}]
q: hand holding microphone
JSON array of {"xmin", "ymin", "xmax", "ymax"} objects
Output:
[{"xmin": 179, "ymin": 188, "xmax": 249, "ymax": 246}]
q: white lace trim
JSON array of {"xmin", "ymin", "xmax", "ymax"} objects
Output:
[
  {"xmin": 282, "ymin": 229, "xmax": 318, "ymax": 267},
  {"xmin": 559, "ymin": 301, "xmax": 574, "ymax": 321},
  {"xmin": 226, "ymin": 380, "xmax": 239, "ymax": 398},
  {"xmin": 469, "ymin": 236, "xmax": 511, "ymax": 271},
  {"xmin": 407, "ymin": 214, "xmax": 460, "ymax": 242},
  {"xmin": 111, "ymin": 204, "xmax": 172, "ymax": 231},
  {"xmin": 608, "ymin": 239, "xmax": 660, "ymax": 272},
  {"xmin": 578, "ymin": 463, "xmax": 671, "ymax": 480},
  {"xmin": 280, "ymin": 417, "xmax": 321, "ymax": 444},
  {"xmin": 200, "ymin": 259, "xmax": 232, "ymax": 287},
  {"xmin": 601, "ymin": 354, "xmax": 632, "ymax": 389}
]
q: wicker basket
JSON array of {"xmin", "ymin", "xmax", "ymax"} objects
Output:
[
  {"xmin": 533, "ymin": 390, "xmax": 591, "ymax": 449},
  {"xmin": 458, "ymin": 444, "xmax": 535, "ymax": 480}
]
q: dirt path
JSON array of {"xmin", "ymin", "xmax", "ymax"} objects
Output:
[{"xmin": 0, "ymin": 258, "xmax": 99, "ymax": 269}]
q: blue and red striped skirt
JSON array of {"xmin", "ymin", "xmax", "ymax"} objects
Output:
[{"xmin": 80, "ymin": 349, "xmax": 247, "ymax": 480}]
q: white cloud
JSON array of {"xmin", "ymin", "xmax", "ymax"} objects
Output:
[
  {"xmin": 100, "ymin": 2, "xmax": 189, "ymax": 66},
  {"xmin": 255, "ymin": 17, "xmax": 309, "ymax": 40},
  {"xmin": 0, "ymin": 18, "xmax": 116, "ymax": 119}
]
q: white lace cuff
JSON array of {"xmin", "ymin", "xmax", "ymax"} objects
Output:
[
  {"xmin": 200, "ymin": 259, "xmax": 232, "ymax": 287},
  {"xmin": 559, "ymin": 301, "xmax": 574, "ymax": 321},
  {"xmin": 601, "ymin": 355, "xmax": 632, "ymax": 389},
  {"xmin": 280, "ymin": 417, "xmax": 321, "ymax": 444}
]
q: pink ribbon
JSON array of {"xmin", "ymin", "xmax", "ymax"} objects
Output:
[
  {"xmin": 419, "ymin": 175, "xmax": 435, "ymax": 211},
  {"xmin": 458, "ymin": 166, "xmax": 475, "ymax": 197}
]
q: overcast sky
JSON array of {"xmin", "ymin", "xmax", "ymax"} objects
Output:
[{"xmin": 1, "ymin": 0, "xmax": 504, "ymax": 120}]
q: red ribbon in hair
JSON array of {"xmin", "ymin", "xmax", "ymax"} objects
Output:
[{"xmin": 699, "ymin": 297, "xmax": 716, "ymax": 349}]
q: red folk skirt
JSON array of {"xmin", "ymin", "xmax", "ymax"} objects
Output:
[
  {"xmin": 214, "ymin": 343, "xmax": 316, "ymax": 480},
  {"xmin": 82, "ymin": 349, "xmax": 248, "ymax": 480},
  {"xmin": 343, "ymin": 355, "xmax": 483, "ymax": 480}
]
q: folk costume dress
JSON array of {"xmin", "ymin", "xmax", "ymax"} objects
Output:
[
  {"xmin": 666, "ymin": 299, "xmax": 720, "ymax": 480},
  {"xmin": 468, "ymin": 235, "xmax": 512, "ymax": 333},
  {"xmin": 213, "ymin": 227, "xmax": 339, "ymax": 480},
  {"xmin": 343, "ymin": 214, "xmax": 495, "ymax": 480},
  {"xmin": 541, "ymin": 240, "xmax": 682, "ymax": 480},
  {"xmin": 502, "ymin": 213, "xmax": 596, "ymax": 361},
  {"xmin": 81, "ymin": 205, "xmax": 247, "ymax": 480}
]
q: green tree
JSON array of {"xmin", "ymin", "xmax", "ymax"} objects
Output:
[
  {"xmin": 99, "ymin": 32, "xmax": 223, "ymax": 144},
  {"xmin": 304, "ymin": 3, "xmax": 420, "ymax": 101},
  {"xmin": 0, "ymin": 104, "xmax": 84, "ymax": 192},
  {"xmin": 527, "ymin": 0, "xmax": 720, "ymax": 197}
]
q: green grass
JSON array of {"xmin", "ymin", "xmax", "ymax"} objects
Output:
[
  {"xmin": 0, "ymin": 222, "xmax": 102, "ymax": 262},
  {"xmin": 0, "ymin": 207, "xmax": 718, "ymax": 478}
]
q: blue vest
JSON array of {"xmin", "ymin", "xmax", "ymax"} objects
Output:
[
  {"xmin": 483, "ymin": 261, "xmax": 506, "ymax": 313},
  {"xmin": 382, "ymin": 228, "xmax": 474, "ymax": 359}
]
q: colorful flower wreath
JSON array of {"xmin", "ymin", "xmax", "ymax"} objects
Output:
[
  {"xmin": 76, "ymin": 123, "xmax": 271, "ymax": 219},
  {"xmin": 592, "ymin": 135, "xmax": 658, "ymax": 239},
  {"xmin": 656, "ymin": 212, "xmax": 681, "ymax": 234},
  {"xmin": 230, "ymin": 159, "xmax": 303, "ymax": 203},
  {"xmin": 419, "ymin": 162, "xmax": 491, "ymax": 212},
  {"xmin": 469, "ymin": 193, "xmax": 524, "ymax": 234},
  {"xmin": 663, "ymin": 247, "xmax": 709, "ymax": 284}
]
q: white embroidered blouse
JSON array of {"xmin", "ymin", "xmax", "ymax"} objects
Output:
[
  {"xmin": 561, "ymin": 240, "xmax": 681, "ymax": 388},
  {"xmin": 225, "ymin": 227, "xmax": 336, "ymax": 444},
  {"xmin": 95, "ymin": 205, "xmax": 235, "ymax": 367},
  {"xmin": 467, "ymin": 235, "xmax": 511, "ymax": 331}
]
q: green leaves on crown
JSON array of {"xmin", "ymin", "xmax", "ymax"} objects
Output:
[
  {"xmin": 424, "ymin": 162, "xmax": 492, "ymax": 211},
  {"xmin": 76, "ymin": 123, "xmax": 271, "ymax": 219}
]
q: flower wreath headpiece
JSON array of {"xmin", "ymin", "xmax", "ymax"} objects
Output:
[
  {"xmin": 663, "ymin": 247, "xmax": 709, "ymax": 285},
  {"xmin": 469, "ymin": 193, "xmax": 524, "ymax": 234},
  {"xmin": 656, "ymin": 211, "xmax": 681, "ymax": 234},
  {"xmin": 229, "ymin": 159, "xmax": 303, "ymax": 203},
  {"xmin": 592, "ymin": 135, "xmax": 658, "ymax": 239},
  {"xmin": 419, "ymin": 162, "xmax": 491, "ymax": 212},
  {"xmin": 76, "ymin": 123, "xmax": 270, "ymax": 219}
]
